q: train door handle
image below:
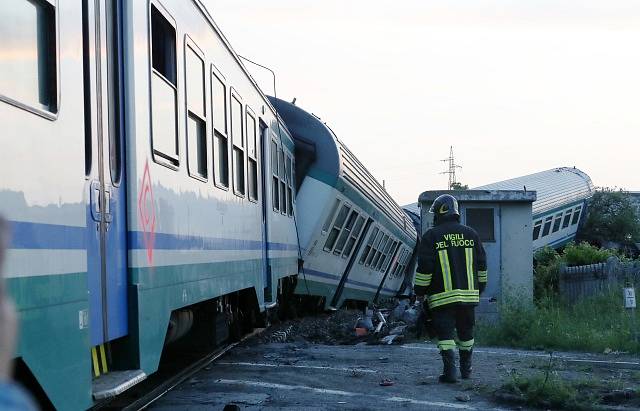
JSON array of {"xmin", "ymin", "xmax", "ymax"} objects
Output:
[{"xmin": 90, "ymin": 181, "xmax": 102, "ymax": 222}]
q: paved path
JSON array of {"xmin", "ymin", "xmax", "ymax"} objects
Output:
[{"xmin": 152, "ymin": 342, "xmax": 640, "ymax": 410}]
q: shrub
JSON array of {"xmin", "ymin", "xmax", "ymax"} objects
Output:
[{"xmin": 563, "ymin": 242, "xmax": 615, "ymax": 266}]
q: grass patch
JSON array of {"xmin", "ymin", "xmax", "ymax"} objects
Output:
[{"xmin": 476, "ymin": 290, "xmax": 640, "ymax": 354}]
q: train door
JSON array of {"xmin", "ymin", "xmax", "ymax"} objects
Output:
[
  {"xmin": 84, "ymin": 0, "xmax": 128, "ymax": 347},
  {"xmin": 259, "ymin": 121, "xmax": 273, "ymax": 304}
]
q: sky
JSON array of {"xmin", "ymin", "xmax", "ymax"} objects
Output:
[{"xmin": 206, "ymin": 0, "xmax": 640, "ymax": 205}]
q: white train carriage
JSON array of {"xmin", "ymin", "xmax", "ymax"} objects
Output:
[
  {"xmin": 269, "ymin": 97, "xmax": 417, "ymax": 309},
  {"xmin": 0, "ymin": 0, "xmax": 298, "ymax": 408},
  {"xmin": 475, "ymin": 167, "xmax": 595, "ymax": 250}
]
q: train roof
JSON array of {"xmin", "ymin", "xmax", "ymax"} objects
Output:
[
  {"xmin": 474, "ymin": 167, "xmax": 595, "ymax": 216},
  {"xmin": 269, "ymin": 96, "xmax": 416, "ymax": 239}
]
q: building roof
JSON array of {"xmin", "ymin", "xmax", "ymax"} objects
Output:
[{"xmin": 474, "ymin": 167, "xmax": 594, "ymax": 216}]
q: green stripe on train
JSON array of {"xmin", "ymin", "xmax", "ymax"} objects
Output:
[{"xmin": 7, "ymin": 273, "xmax": 91, "ymax": 411}]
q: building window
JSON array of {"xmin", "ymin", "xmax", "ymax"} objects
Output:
[
  {"xmin": 150, "ymin": 4, "xmax": 178, "ymax": 166},
  {"xmin": 271, "ymin": 139, "xmax": 279, "ymax": 211},
  {"xmin": 0, "ymin": 0, "xmax": 58, "ymax": 115},
  {"xmin": 533, "ymin": 220, "xmax": 542, "ymax": 240},
  {"xmin": 246, "ymin": 110, "xmax": 258, "ymax": 201},
  {"xmin": 231, "ymin": 94, "xmax": 245, "ymax": 195},
  {"xmin": 552, "ymin": 213, "xmax": 563, "ymax": 233},
  {"xmin": 359, "ymin": 227, "xmax": 379, "ymax": 265},
  {"xmin": 211, "ymin": 70, "xmax": 228, "ymax": 188},
  {"xmin": 562, "ymin": 210, "xmax": 572, "ymax": 229},
  {"xmin": 185, "ymin": 41, "xmax": 207, "ymax": 179},
  {"xmin": 324, "ymin": 204, "xmax": 351, "ymax": 251},
  {"xmin": 571, "ymin": 206, "xmax": 582, "ymax": 225},
  {"xmin": 466, "ymin": 208, "xmax": 495, "ymax": 242},
  {"xmin": 542, "ymin": 216, "xmax": 553, "ymax": 237}
]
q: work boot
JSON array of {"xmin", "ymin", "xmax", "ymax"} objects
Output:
[
  {"xmin": 438, "ymin": 350, "xmax": 457, "ymax": 383},
  {"xmin": 459, "ymin": 349, "xmax": 472, "ymax": 379}
]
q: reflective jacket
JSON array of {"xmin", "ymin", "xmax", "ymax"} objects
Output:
[{"xmin": 414, "ymin": 220, "xmax": 487, "ymax": 309}]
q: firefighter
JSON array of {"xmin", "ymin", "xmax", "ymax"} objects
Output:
[{"xmin": 414, "ymin": 194, "xmax": 487, "ymax": 383}]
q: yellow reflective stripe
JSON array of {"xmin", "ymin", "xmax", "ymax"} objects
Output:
[
  {"xmin": 438, "ymin": 339, "xmax": 457, "ymax": 351},
  {"xmin": 465, "ymin": 247, "xmax": 474, "ymax": 290},
  {"xmin": 414, "ymin": 278, "xmax": 430, "ymax": 286},
  {"xmin": 429, "ymin": 296, "xmax": 479, "ymax": 309},
  {"xmin": 478, "ymin": 270, "xmax": 488, "ymax": 283},
  {"xmin": 415, "ymin": 272, "xmax": 432, "ymax": 280},
  {"xmin": 457, "ymin": 339, "xmax": 475, "ymax": 351},
  {"xmin": 438, "ymin": 249, "xmax": 452, "ymax": 291},
  {"xmin": 99, "ymin": 344, "xmax": 108, "ymax": 374},
  {"xmin": 91, "ymin": 347, "xmax": 100, "ymax": 377},
  {"xmin": 429, "ymin": 289, "xmax": 479, "ymax": 302}
]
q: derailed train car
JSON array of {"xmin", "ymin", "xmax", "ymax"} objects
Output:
[{"xmin": 270, "ymin": 97, "xmax": 418, "ymax": 310}]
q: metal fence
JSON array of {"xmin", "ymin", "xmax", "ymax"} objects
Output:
[{"xmin": 559, "ymin": 257, "xmax": 640, "ymax": 301}]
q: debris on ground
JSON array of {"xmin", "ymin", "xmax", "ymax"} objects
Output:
[
  {"xmin": 258, "ymin": 298, "xmax": 431, "ymax": 346},
  {"xmin": 379, "ymin": 378, "xmax": 394, "ymax": 386}
]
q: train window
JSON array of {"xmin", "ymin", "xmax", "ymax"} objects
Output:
[
  {"xmin": 279, "ymin": 149, "xmax": 287, "ymax": 215},
  {"xmin": 211, "ymin": 71, "xmax": 229, "ymax": 188},
  {"xmin": 0, "ymin": 0, "xmax": 58, "ymax": 115},
  {"xmin": 324, "ymin": 204, "xmax": 351, "ymax": 251},
  {"xmin": 571, "ymin": 207, "xmax": 582, "ymax": 225},
  {"xmin": 359, "ymin": 227, "xmax": 379, "ymax": 265},
  {"xmin": 342, "ymin": 215, "xmax": 365, "ymax": 258},
  {"xmin": 541, "ymin": 216, "xmax": 553, "ymax": 237},
  {"xmin": 185, "ymin": 41, "xmax": 207, "ymax": 180},
  {"xmin": 322, "ymin": 200, "xmax": 341, "ymax": 234},
  {"xmin": 562, "ymin": 210, "xmax": 572, "ymax": 229},
  {"xmin": 286, "ymin": 154, "xmax": 293, "ymax": 216},
  {"xmin": 532, "ymin": 220, "xmax": 542, "ymax": 240},
  {"xmin": 466, "ymin": 208, "xmax": 495, "ymax": 242},
  {"xmin": 246, "ymin": 110, "xmax": 258, "ymax": 202},
  {"xmin": 334, "ymin": 211, "xmax": 358, "ymax": 255},
  {"xmin": 373, "ymin": 235, "xmax": 389, "ymax": 270},
  {"xmin": 150, "ymin": 4, "xmax": 178, "ymax": 166},
  {"xmin": 552, "ymin": 213, "xmax": 563, "ymax": 233},
  {"xmin": 231, "ymin": 95, "xmax": 245, "ymax": 195},
  {"xmin": 383, "ymin": 241, "xmax": 399, "ymax": 272},
  {"xmin": 365, "ymin": 231, "xmax": 384, "ymax": 267},
  {"xmin": 271, "ymin": 140, "xmax": 279, "ymax": 211},
  {"xmin": 377, "ymin": 237, "xmax": 395, "ymax": 271}
]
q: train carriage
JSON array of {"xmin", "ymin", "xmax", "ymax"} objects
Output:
[
  {"xmin": 1, "ymin": 0, "xmax": 298, "ymax": 409},
  {"xmin": 269, "ymin": 97, "xmax": 417, "ymax": 310}
]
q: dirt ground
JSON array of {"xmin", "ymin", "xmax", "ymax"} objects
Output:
[{"xmin": 152, "ymin": 310, "xmax": 640, "ymax": 410}]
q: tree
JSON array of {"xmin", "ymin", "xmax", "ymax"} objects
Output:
[
  {"xmin": 450, "ymin": 182, "xmax": 469, "ymax": 190},
  {"xmin": 580, "ymin": 188, "xmax": 640, "ymax": 244}
]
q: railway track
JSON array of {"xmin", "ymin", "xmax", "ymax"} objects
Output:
[{"xmin": 93, "ymin": 328, "xmax": 266, "ymax": 411}]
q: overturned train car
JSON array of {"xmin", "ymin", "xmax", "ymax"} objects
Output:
[{"xmin": 270, "ymin": 97, "xmax": 418, "ymax": 310}]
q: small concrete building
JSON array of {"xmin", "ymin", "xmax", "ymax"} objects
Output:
[{"xmin": 417, "ymin": 190, "xmax": 536, "ymax": 319}]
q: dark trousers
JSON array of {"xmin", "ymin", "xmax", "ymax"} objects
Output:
[{"xmin": 431, "ymin": 304, "xmax": 475, "ymax": 351}]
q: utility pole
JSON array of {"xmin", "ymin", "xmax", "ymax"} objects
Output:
[{"xmin": 440, "ymin": 146, "xmax": 462, "ymax": 190}]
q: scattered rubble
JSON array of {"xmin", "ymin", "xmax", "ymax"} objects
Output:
[{"xmin": 259, "ymin": 299, "xmax": 430, "ymax": 346}]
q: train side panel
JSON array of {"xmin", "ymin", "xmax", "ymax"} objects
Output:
[{"xmin": 0, "ymin": 2, "xmax": 91, "ymax": 409}]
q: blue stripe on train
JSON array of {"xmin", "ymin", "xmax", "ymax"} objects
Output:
[
  {"xmin": 9, "ymin": 221, "xmax": 298, "ymax": 252},
  {"xmin": 303, "ymin": 268, "xmax": 397, "ymax": 294}
]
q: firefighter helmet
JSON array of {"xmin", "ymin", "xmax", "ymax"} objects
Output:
[{"xmin": 429, "ymin": 194, "xmax": 460, "ymax": 217}]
